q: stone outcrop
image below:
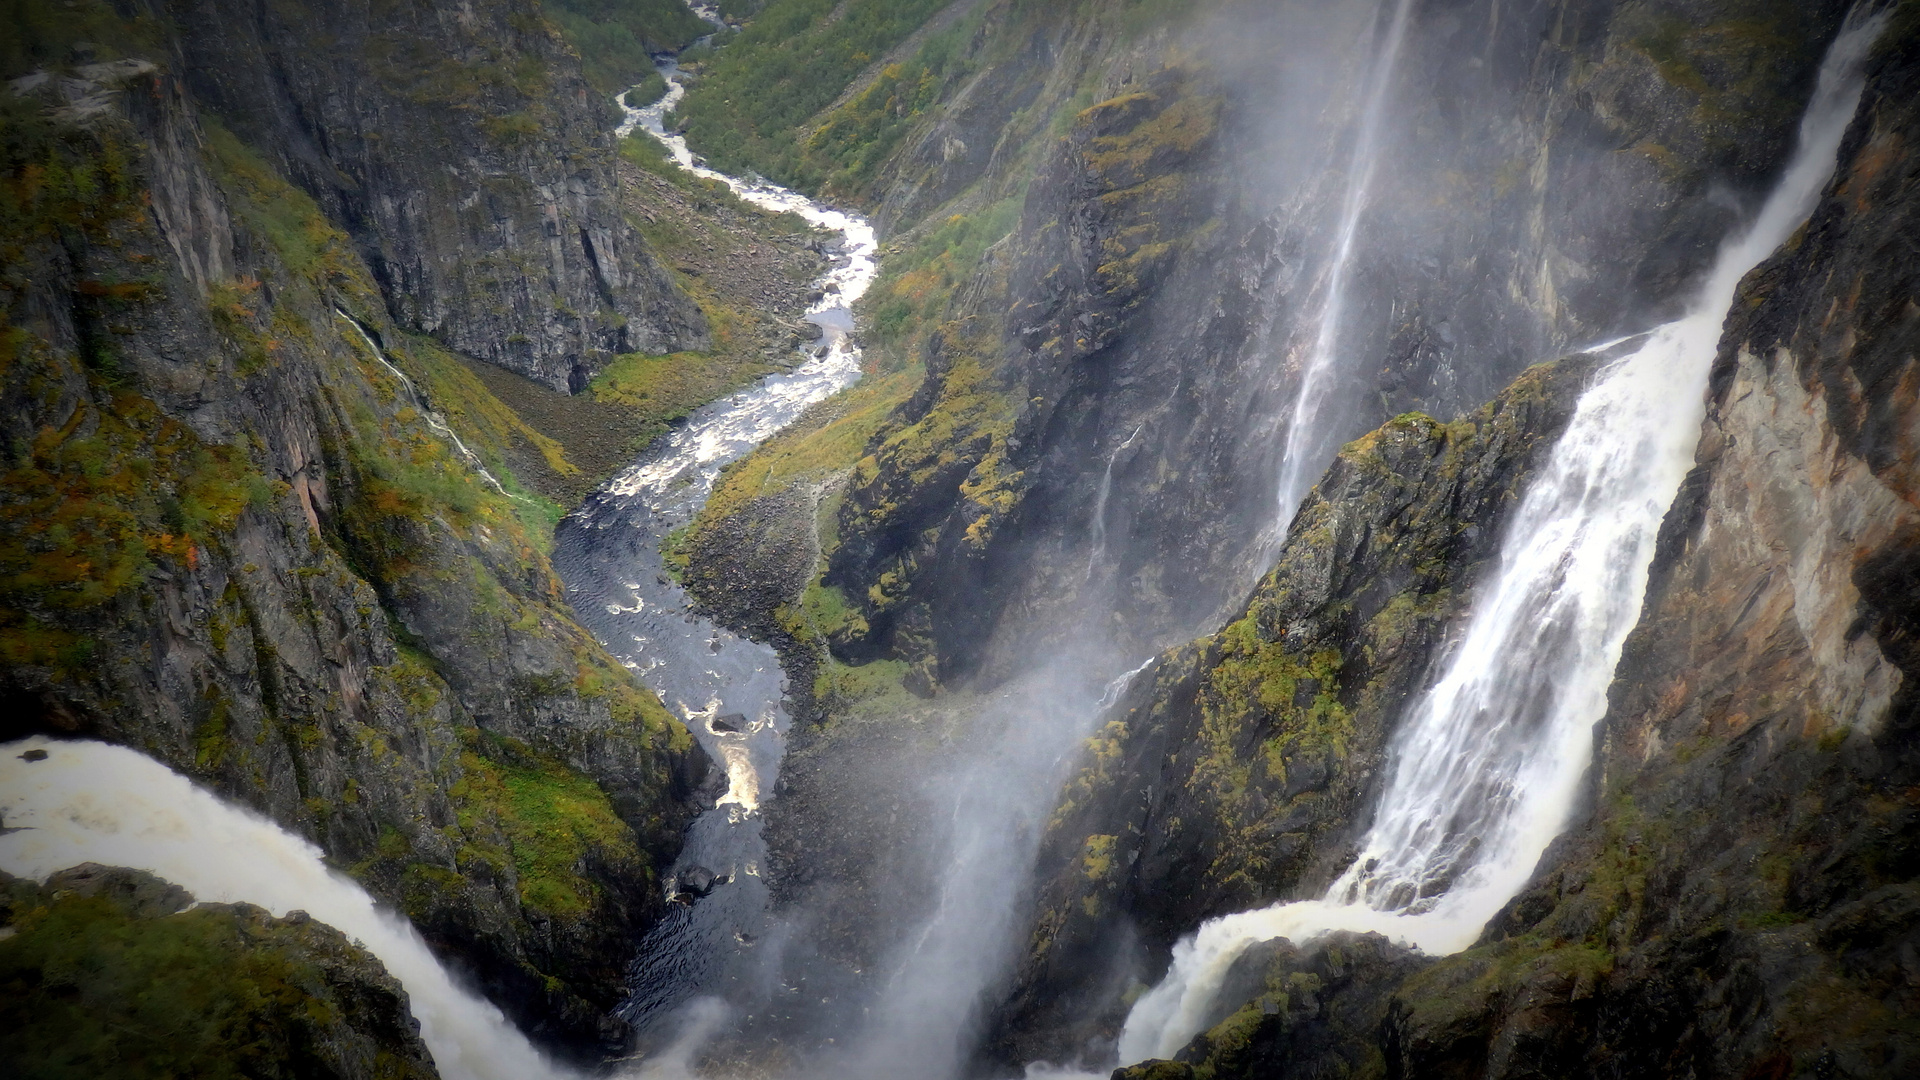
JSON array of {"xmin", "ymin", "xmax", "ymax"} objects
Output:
[
  {"xmin": 1, "ymin": 865, "xmax": 442, "ymax": 1080},
  {"xmin": 169, "ymin": 0, "xmax": 707, "ymax": 391},
  {"xmin": 0, "ymin": 5, "xmax": 704, "ymax": 1059},
  {"xmin": 815, "ymin": 0, "xmax": 1859, "ymax": 691},
  {"xmin": 992, "ymin": 354, "xmax": 1600, "ymax": 1064},
  {"xmin": 1102, "ymin": 11, "xmax": 1920, "ymax": 1079}
]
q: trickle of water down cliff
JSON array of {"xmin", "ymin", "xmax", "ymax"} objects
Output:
[{"xmin": 3, "ymin": 1, "xmax": 1914, "ymax": 1079}]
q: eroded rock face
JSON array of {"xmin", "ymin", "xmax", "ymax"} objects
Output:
[
  {"xmin": 823, "ymin": 0, "xmax": 1858, "ymax": 692},
  {"xmin": 1092, "ymin": 14, "xmax": 1920, "ymax": 1080},
  {"xmin": 1, "ymin": 865, "xmax": 442, "ymax": 1080},
  {"xmin": 0, "ymin": 11, "xmax": 702, "ymax": 1059},
  {"xmin": 168, "ymin": 0, "xmax": 707, "ymax": 391}
]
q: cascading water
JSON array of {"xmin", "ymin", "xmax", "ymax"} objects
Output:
[
  {"xmin": 829, "ymin": 656, "xmax": 1156, "ymax": 1080},
  {"xmin": 335, "ymin": 309, "xmax": 517, "ymax": 501},
  {"xmin": 1115, "ymin": 7, "xmax": 1888, "ymax": 1065},
  {"xmin": 551, "ymin": 53, "xmax": 878, "ymax": 1043},
  {"xmin": 1085, "ymin": 425, "xmax": 1143, "ymax": 580},
  {"xmin": 1270, "ymin": 0, "xmax": 1416, "ymax": 526},
  {"xmin": 0, "ymin": 738, "xmax": 572, "ymax": 1080}
]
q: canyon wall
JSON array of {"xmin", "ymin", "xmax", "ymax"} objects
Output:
[{"xmin": 0, "ymin": 1, "xmax": 711, "ymax": 1058}]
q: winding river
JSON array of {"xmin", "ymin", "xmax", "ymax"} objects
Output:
[{"xmin": 550, "ymin": 57, "xmax": 878, "ymax": 1043}]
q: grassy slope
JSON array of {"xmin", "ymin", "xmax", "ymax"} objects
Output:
[{"xmin": 672, "ymin": 0, "xmax": 954, "ymax": 184}]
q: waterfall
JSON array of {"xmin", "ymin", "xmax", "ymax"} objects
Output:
[
  {"xmin": 0, "ymin": 738, "xmax": 573, "ymax": 1080},
  {"xmin": 332, "ymin": 309, "xmax": 518, "ymax": 501},
  {"xmin": 1271, "ymin": 0, "xmax": 1417, "ymax": 525},
  {"xmin": 1085, "ymin": 425, "xmax": 1144, "ymax": 580},
  {"xmin": 1115, "ymin": 7, "xmax": 1887, "ymax": 1064}
]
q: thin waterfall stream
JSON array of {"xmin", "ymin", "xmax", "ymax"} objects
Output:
[
  {"xmin": 1114, "ymin": 8, "xmax": 1888, "ymax": 1064},
  {"xmin": 1271, "ymin": 0, "xmax": 1417, "ymax": 526}
]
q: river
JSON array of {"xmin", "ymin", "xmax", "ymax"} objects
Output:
[
  {"xmin": 550, "ymin": 55, "xmax": 878, "ymax": 1046},
  {"xmin": 0, "ymin": 46, "xmax": 878, "ymax": 1080}
]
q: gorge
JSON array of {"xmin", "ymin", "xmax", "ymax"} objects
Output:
[{"xmin": 3, "ymin": 2, "xmax": 1918, "ymax": 1080}]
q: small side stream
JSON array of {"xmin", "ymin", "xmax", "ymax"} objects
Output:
[{"xmin": 549, "ymin": 58, "xmax": 877, "ymax": 1040}]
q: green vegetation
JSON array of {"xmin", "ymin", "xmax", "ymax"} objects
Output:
[
  {"xmin": 450, "ymin": 731, "xmax": 649, "ymax": 918},
  {"xmin": 673, "ymin": 0, "xmax": 952, "ymax": 183},
  {"xmin": 795, "ymin": 5, "xmax": 988, "ymax": 199},
  {"xmin": 547, "ymin": 0, "xmax": 707, "ymax": 93},
  {"xmin": 0, "ymin": 113, "xmax": 274, "ymax": 672},
  {"xmin": 866, "ymin": 197, "xmax": 1023, "ymax": 356},
  {"xmin": 0, "ymin": 879, "xmax": 434, "ymax": 1080}
]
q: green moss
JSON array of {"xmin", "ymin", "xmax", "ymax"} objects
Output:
[
  {"xmin": 865, "ymin": 198, "xmax": 1023, "ymax": 357},
  {"xmin": 449, "ymin": 731, "xmax": 648, "ymax": 920},
  {"xmin": 203, "ymin": 120, "xmax": 354, "ymax": 278},
  {"xmin": 0, "ymin": 369, "xmax": 265, "ymax": 669},
  {"xmin": 0, "ymin": 886, "xmax": 432, "ymax": 1080}
]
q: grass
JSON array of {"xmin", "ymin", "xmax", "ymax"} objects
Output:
[
  {"xmin": 450, "ymin": 731, "xmax": 649, "ymax": 919},
  {"xmin": 0, "ymin": 883, "xmax": 434, "ymax": 1080}
]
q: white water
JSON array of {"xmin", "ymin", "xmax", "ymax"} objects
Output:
[
  {"xmin": 333, "ymin": 309, "xmax": 518, "ymax": 501},
  {"xmin": 0, "ymin": 737, "xmax": 572, "ymax": 1080},
  {"xmin": 1271, "ymin": 0, "xmax": 1417, "ymax": 524},
  {"xmin": 1117, "ymin": 8, "xmax": 1887, "ymax": 1064},
  {"xmin": 0, "ymin": 58, "xmax": 886, "ymax": 1080},
  {"xmin": 1085, "ymin": 425, "xmax": 1144, "ymax": 579},
  {"xmin": 603, "ymin": 74, "xmax": 877, "ymax": 510}
]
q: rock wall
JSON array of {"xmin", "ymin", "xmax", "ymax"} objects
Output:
[
  {"xmin": 1, "ymin": 6, "xmax": 704, "ymax": 1059},
  {"xmin": 167, "ymin": 0, "xmax": 707, "ymax": 392},
  {"xmin": 992, "ymin": 353, "xmax": 1600, "ymax": 1064},
  {"xmin": 1109, "ymin": 10, "xmax": 1920, "ymax": 1078},
  {"xmin": 820, "ymin": 0, "xmax": 1858, "ymax": 690}
]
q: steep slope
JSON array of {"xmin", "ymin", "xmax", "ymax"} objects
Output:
[
  {"xmin": 815, "ymin": 0, "xmax": 1861, "ymax": 689},
  {"xmin": 650, "ymin": 5, "xmax": 1885, "ymax": 1066},
  {"xmin": 168, "ymin": 0, "xmax": 708, "ymax": 392},
  {"xmin": 0, "ymin": 2, "xmax": 709, "ymax": 1059},
  {"xmin": 1104, "ymin": 10, "xmax": 1920, "ymax": 1079},
  {"xmin": 993, "ymin": 355, "xmax": 1601, "ymax": 1063},
  {"xmin": 1, "ymin": 864, "xmax": 442, "ymax": 1080}
]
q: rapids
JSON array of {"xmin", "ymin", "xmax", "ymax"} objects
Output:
[{"xmin": 551, "ymin": 55, "xmax": 879, "ymax": 1042}]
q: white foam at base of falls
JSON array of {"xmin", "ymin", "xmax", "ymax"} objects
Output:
[
  {"xmin": 0, "ymin": 738, "xmax": 573, "ymax": 1080},
  {"xmin": 1115, "ymin": 6, "xmax": 1888, "ymax": 1065}
]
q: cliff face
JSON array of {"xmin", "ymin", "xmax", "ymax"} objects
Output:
[
  {"xmin": 993, "ymin": 354, "xmax": 1599, "ymax": 1064},
  {"xmin": 169, "ymin": 0, "xmax": 708, "ymax": 392},
  {"xmin": 1103, "ymin": 11, "xmax": 1920, "ymax": 1079},
  {"xmin": 1, "ymin": 3, "xmax": 704, "ymax": 1059},
  {"xmin": 658, "ymin": 3, "xmax": 1900, "ymax": 1065},
  {"xmin": 816, "ymin": 0, "xmax": 1857, "ymax": 690},
  {"xmin": 1, "ymin": 864, "xmax": 442, "ymax": 1080}
]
